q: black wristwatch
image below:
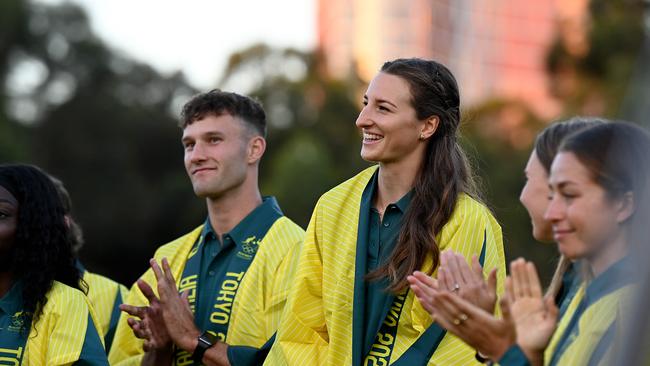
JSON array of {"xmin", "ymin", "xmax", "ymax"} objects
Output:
[
  {"xmin": 475, "ymin": 351, "xmax": 490, "ymax": 364},
  {"xmin": 192, "ymin": 331, "xmax": 219, "ymax": 363}
]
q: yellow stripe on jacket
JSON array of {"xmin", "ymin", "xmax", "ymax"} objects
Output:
[
  {"xmin": 83, "ymin": 271, "xmax": 128, "ymax": 341},
  {"xmin": 266, "ymin": 166, "xmax": 506, "ymax": 366},
  {"xmin": 23, "ymin": 281, "xmax": 105, "ymax": 365},
  {"xmin": 544, "ymin": 283, "xmax": 633, "ymax": 366},
  {"xmin": 109, "ymin": 217, "xmax": 304, "ymax": 366}
]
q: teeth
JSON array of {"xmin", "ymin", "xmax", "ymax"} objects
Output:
[{"xmin": 363, "ymin": 133, "xmax": 383, "ymax": 141}]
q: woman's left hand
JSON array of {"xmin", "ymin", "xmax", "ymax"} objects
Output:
[
  {"xmin": 437, "ymin": 250, "xmax": 498, "ymax": 313},
  {"xmin": 409, "ymin": 282, "xmax": 516, "ymax": 361}
]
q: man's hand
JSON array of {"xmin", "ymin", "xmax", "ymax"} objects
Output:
[
  {"xmin": 120, "ymin": 279, "xmax": 173, "ymax": 352},
  {"xmin": 150, "ymin": 258, "xmax": 201, "ymax": 353}
]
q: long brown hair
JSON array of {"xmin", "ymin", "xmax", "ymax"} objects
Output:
[
  {"xmin": 366, "ymin": 58, "xmax": 479, "ymax": 292},
  {"xmin": 533, "ymin": 117, "xmax": 605, "ymax": 299}
]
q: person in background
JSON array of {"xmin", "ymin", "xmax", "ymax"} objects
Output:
[
  {"xmin": 411, "ymin": 121, "xmax": 650, "ymax": 365},
  {"xmin": 409, "ymin": 117, "xmax": 603, "ymax": 362},
  {"xmin": 50, "ymin": 175, "xmax": 129, "ymax": 352},
  {"xmin": 0, "ymin": 164, "xmax": 108, "ymax": 365}
]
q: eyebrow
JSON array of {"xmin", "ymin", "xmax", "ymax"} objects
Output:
[
  {"xmin": 549, "ymin": 181, "xmax": 577, "ymax": 190},
  {"xmin": 363, "ymin": 95, "xmax": 398, "ymax": 109},
  {"xmin": 182, "ymin": 130, "xmax": 224, "ymax": 142}
]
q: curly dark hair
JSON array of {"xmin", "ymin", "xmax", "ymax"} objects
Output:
[
  {"xmin": 0, "ymin": 164, "xmax": 86, "ymax": 333},
  {"xmin": 180, "ymin": 89, "xmax": 267, "ymax": 137}
]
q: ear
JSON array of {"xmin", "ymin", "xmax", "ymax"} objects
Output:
[
  {"xmin": 615, "ymin": 191, "xmax": 635, "ymax": 224},
  {"xmin": 419, "ymin": 115, "xmax": 440, "ymax": 140},
  {"xmin": 247, "ymin": 136, "xmax": 266, "ymax": 164}
]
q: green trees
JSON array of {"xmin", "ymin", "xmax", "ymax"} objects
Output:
[{"xmin": 1, "ymin": 0, "xmax": 645, "ymax": 284}]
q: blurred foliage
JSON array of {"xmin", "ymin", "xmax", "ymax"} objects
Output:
[
  {"xmin": 547, "ymin": 0, "xmax": 645, "ymax": 117},
  {"xmin": 0, "ymin": 0, "xmax": 645, "ymax": 287},
  {"xmin": 1, "ymin": 0, "xmax": 201, "ymax": 284},
  {"xmin": 219, "ymin": 45, "xmax": 367, "ymax": 227}
]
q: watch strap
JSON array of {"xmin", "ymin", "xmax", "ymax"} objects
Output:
[{"xmin": 192, "ymin": 331, "xmax": 218, "ymax": 363}]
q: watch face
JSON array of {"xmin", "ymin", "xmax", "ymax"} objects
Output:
[
  {"xmin": 193, "ymin": 331, "xmax": 217, "ymax": 363},
  {"xmin": 198, "ymin": 336, "xmax": 212, "ymax": 347},
  {"xmin": 199, "ymin": 331, "xmax": 218, "ymax": 346}
]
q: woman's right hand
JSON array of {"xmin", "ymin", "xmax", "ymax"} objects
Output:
[{"xmin": 507, "ymin": 259, "xmax": 559, "ymax": 366}]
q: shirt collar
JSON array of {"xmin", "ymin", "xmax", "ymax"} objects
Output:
[
  {"xmin": 74, "ymin": 259, "xmax": 86, "ymax": 274},
  {"xmin": 585, "ymin": 256, "xmax": 635, "ymax": 305},
  {"xmin": 0, "ymin": 281, "xmax": 23, "ymax": 316},
  {"xmin": 368, "ymin": 170, "xmax": 413, "ymax": 214},
  {"xmin": 201, "ymin": 196, "xmax": 283, "ymax": 248}
]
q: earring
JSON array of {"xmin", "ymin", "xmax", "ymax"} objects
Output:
[{"xmin": 419, "ymin": 133, "xmax": 426, "ymax": 140}]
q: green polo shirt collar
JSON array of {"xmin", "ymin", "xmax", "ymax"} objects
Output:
[
  {"xmin": 200, "ymin": 196, "xmax": 283, "ymax": 249},
  {"xmin": 0, "ymin": 281, "xmax": 23, "ymax": 317},
  {"xmin": 366, "ymin": 171, "xmax": 413, "ymax": 215}
]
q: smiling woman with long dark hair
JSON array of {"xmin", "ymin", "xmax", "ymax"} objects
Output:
[
  {"xmin": 267, "ymin": 58, "xmax": 506, "ymax": 365},
  {"xmin": 0, "ymin": 164, "xmax": 108, "ymax": 365}
]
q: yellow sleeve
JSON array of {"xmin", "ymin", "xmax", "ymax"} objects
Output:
[
  {"xmin": 108, "ymin": 229, "xmax": 198, "ymax": 366},
  {"xmin": 226, "ymin": 217, "xmax": 305, "ymax": 348},
  {"xmin": 266, "ymin": 219, "xmax": 304, "ymax": 334},
  {"xmin": 425, "ymin": 196, "xmax": 506, "ymax": 365},
  {"xmin": 107, "ymin": 269, "xmax": 155, "ymax": 366},
  {"xmin": 265, "ymin": 201, "xmax": 330, "ymax": 366},
  {"xmin": 24, "ymin": 282, "xmax": 106, "ymax": 366},
  {"xmin": 83, "ymin": 271, "xmax": 129, "ymax": 340},
  {"xmin": 440, "ymin": 195, "xmax": 505, "ymax": 299}
]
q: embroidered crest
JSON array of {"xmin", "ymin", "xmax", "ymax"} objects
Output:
[
  {"xmin": 237, "ymin": 236, "xmax": 261, "ymax": 259},
  {"xmin": 8, "ymin": 311, "xmax": 29, "ymax": 333}
]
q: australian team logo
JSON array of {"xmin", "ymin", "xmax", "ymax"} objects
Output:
[
  {"xmin": 8, "ymin": 311, "xmax": 29, "ymax": 333},
  {"xmin": 237, "ymin": 236, "xmax": 261, "ymax": 260}
]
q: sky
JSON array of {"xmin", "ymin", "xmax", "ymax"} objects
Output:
[{"xmin": 38, "ymin": 0, "xmax": 316, "ymax": 90}]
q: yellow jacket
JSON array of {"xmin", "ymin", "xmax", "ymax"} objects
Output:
[
  {"xmin": 266, "ymin": 166, "xmax": 506, "ymax": 366},
  {"xmin": 109, "ymin": 216, "xmax": 304, "ymax": 366},
  {"xmin": 22, "ymin": 281, "xmax": 106, "ymax": 365},
  {"xmin": 544, "ymin": 258, "xmax": 634, "ymax": 366},
  {"xmin": 83, "ymin": 271, "xmax": 128, "ymax": 350}
]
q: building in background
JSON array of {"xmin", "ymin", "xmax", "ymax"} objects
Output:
[{"xmin": 317, "ymin": 0, "xmax": 590, "ymax": 118}]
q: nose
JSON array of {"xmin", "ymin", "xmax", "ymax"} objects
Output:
[
  {"xmin": 544, "ymin": 195, "xmax": 564, "ymax": 222},
  {"xmin": 355, "ymin": 106, "xmax": 372, "ymax": 129},
  {"xmin": 518, "ymin": 184, "xmax": 527, "ymax": 206},
  {"xmin": 187, "ymin": 142, "xmax": 207, "ymax": 164}
]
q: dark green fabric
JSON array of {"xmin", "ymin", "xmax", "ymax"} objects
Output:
[
  {"xmin": 352, "ymin": 175, "xmax": 375, "ymax": 366},
  {"xmin": 176, "ymin": 196, "xmax": 283, "ymax": 366},
  {"xmin": 0, "ymin": 281, "xmax": 29, "ymax": 364},
  {"xmin": 363, "ymin": 183, "xmax": 412, "ymax": 355},
  {"xmin": 498, "ymin": 345, "xmax": 531, "ymax": 366},
  {"xmin": 73, "ymin": 314, "xmax": 110, "ymax": 365},
  {"xmin": 195, "ymin": 221, "xmax": 235, "ymax": 328},
  {"xmin": 556, "ymin": 262, "xmax": 581, "ymax": 319},
  {"xmin": 352, "ymin": 170, "xmax": 415, "ymax": 366},
  {"xmin": 104, "ymin": 283, "xmax": 124, "ymax": 352},
  {"xmin": 227, "ymin": 333, "xmax": 276, "ymax": 366}
]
